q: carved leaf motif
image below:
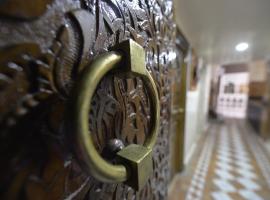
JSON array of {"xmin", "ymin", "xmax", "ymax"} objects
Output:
[
  {"xmin": 0, "ymin": 0, "xmax": 178, "ymax": 199},
  {"xmin": 0, "ymin": 0, "xmax": 53, "ymax": 20}
]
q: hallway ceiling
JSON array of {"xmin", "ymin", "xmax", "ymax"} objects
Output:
[{"xmin": 174, "ymin": 0, "xmax": 270, "ymax": 65}]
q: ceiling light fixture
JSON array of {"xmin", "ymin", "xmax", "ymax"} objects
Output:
[{"xmin": 235, "ymin": 42, "xmax": 249, "ymax": 52}]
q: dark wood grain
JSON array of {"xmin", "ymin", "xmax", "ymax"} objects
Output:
[{"xmin": 0, "ymin": 0, "xmax": 185, "ymax": 199}]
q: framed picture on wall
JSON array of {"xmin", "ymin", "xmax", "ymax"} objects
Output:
[{"xmin": 189, "ymin": 49, "xmax": 199, "ymax": 91}]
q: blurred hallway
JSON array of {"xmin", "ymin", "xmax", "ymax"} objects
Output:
[{"xmin": 169, "ymin": 120, "xmax": 270, "ymax": 200}]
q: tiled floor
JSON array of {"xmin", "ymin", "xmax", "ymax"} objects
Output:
[{"xmin": 169, "ymin": 120, "xmax": 270, "ymax": 200}]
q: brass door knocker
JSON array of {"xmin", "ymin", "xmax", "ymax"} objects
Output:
[{"xmin": 68, "ymin": 39, "xmax": 160, "ymax": 191}]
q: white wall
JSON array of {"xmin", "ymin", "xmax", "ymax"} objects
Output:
[{"xmin": 184, "ymin": 64, "xmax": 211, "ymax": 164}]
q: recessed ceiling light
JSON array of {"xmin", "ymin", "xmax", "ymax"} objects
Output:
[{"xmin": 235, "ymin": 42, "xmax": 249, "ymax": 52}]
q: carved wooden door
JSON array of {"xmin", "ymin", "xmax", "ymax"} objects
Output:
[{"xmin": 0, "ymin": 0, "xmax": 186, "ymax": 199}]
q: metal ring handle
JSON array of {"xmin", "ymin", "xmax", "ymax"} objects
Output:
[{"xmin": 70, "ymin": 49, "xmax": 160, "ymax": 183}]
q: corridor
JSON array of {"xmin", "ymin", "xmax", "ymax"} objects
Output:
[{"xmin": 169, "ymin": 120, "xmax": 270, "ymax": 200}]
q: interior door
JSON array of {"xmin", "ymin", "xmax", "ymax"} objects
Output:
[{"xmin": 0, "ymin": 0, "xmax": 183, "ymax": 199}]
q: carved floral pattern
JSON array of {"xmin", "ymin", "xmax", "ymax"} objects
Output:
[{"xmin": 0, "ymin": 0, "xmax": 179, "ymax": 199}]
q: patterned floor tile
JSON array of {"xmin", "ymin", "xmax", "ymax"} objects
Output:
[
  {"xmin": 235, "ymin": 161, "xmax": 253, "ymax": 170},
  {"xmin": 216, "ymin": 162, "xmax": 234, "ymax": 171},
  {"xmin": 215, "ymin": 169, "xmax": 235, "ymax": 180},
  {"xmin": 213, "ymin": 179, "xmax": 237, "ymax": 192},
  {"xmin": 211, "ymin": 192, "xmax": 233, "ymax": 200},
  {"xmin": 239, "ymin": 190, "xmax": 264, "ymax": 200},
  {"xmin": 235, "ymin": 168, "xmax": 257, "ymax": 179},
  {"xmin": 237, "ymin": 177, "xmax": 261, "ymax": 190},
  {"xmin": 168, "ymin": 120, "xmax": 270, "ymax": 200}
]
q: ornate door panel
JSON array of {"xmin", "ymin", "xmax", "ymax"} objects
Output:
[{"xmin": 0, "ymin": 0, "xmax": 183, "ymax": 199}]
